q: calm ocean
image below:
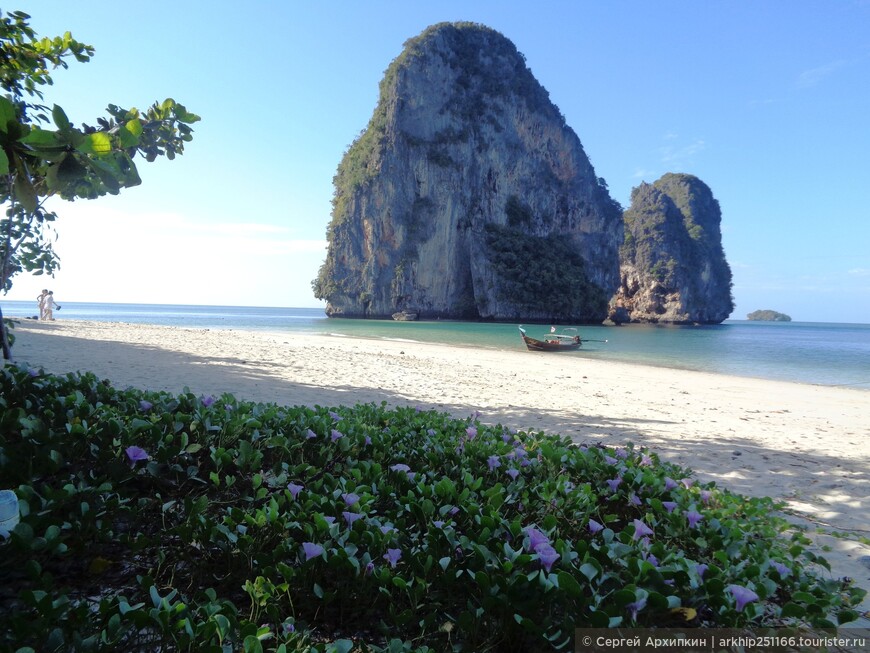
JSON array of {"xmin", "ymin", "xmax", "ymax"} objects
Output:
[{"xmin": 3, "ymin": 301, "xmax": 869, "ymax": 389}]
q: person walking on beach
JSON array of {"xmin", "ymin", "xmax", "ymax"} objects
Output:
[
  {"xmin": 36, "ymin": 289, "xmax": 48, "ymax": 319},
  {"xmin": 42, "ymin": 291, "xmax": 60, "ymax": 321}
]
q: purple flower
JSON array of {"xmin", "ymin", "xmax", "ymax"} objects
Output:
[
  {"xmin": 728, "ymin": 584, "xmax": 759, "ymax": 612},
  {"xmin": 588, "ymin": 519, "xmax": 604, "ymax": 534},
  {"xmin": 606, "ymin": 478, "xmax": 622, "ymax": 492},
  {"xmin": 302, "ymin": 542, "xmax": 323, "ymax": 560},
  {"xmin": 616, "ymin": 448, "xmax": 629, "ymax": 459},
  {"xmin": 433, "ymin": 520, "xmax": 445, "ymax": 529},
  {"xmin": 201, "ymin": 395, "xmax": 215, "ymax": 408},
  {"xmin": 535, "ymin": 543, "xmax": 560, "ymax": 572},
  {"xmin": 282, "ymin": 622, "xmax": 295, "ymax": 635},
  {"xmin": 305, "ymin": 429, "xmax": 317, "ymax": 439},
  {"xmin": 329, "ymin": 410, "xmax": 341, "ymax": 422},
  {"xmin": 449, "ymin": 506, "xmax": 460, "ymax": 516},
  {"xmin": 696, "ymin": 563, "xmax": 709, "ymax": 579},
  {"xmin": 700, "ymin": 490, "xmax": 712, "ymax": 503},
  {"xmin": 125, "ymin": 446, "xmax": 148, "ymax": 465},
  {"xmin": 770, "ymin": 561, "xmax": 790, "ymax": 577},
  {"xmin": 365, "ymin": 561, "xmax": 375, "ymax": 576},
  {"xmin": 632, "ymin": 519, "xmax": 653, "ymax": 541},
  {"xmin": 330, "ymin": 429, "xmax": 343, "ymax": 442},
  {"xmin": 379, "ymin": 524, "xmax": 394, "ymax": 535},
  {"xmin": 287, "ymin": 483, "xmax": 303, "ymax": 499},
  {"xmin": 685, "ymin": 510, "xmax": 704, "ymax": 528},
  {"xmin": 629, "ymin": 493, "xmax": 642, "ymax": 506},
  {"xmin": 487, "ymin": 455, "xmax": 501, "ymax": 471},
  {"xmin": 407, "ymin": 472, "xmax": 417, "ymax": 482},
  {"xmin": 664, "ymin": 477, "xmax": 678, "ymax": 491},
  {"xmin": 343, "ymin": 511, "xmax": 363, "ymax": 527},
  {"xmin": 390, "ymin": 463, "xmax": 411, "ymax": 473},
  {"xmin": 139, "ymin": 400, "xmax": 153, "ymax": 412},
  {"xmin": 604, "ymin": 455, "xmax": 618, "ymax": 466},
  {"xmin": 640, "ymin": 455, "xmax": 653, "ymax": 467},
  {"xmin": 525, "ymin": 527, "xmax": 550, "ymax": 552},
  {"xmin": 383, "ymin": 548, "xmax": 402, "ymax": 568},
  {"xmin": 681, "ymin": 478, "xmax": 695, "ymax": 489},
  {"xmin": 466, "ymin": 427, "xmax": 477, "ymax": 440},
  {"xmin": 642, "ymin": 551, "xmax": 659, "ymax": 567},
  {"xmin": 506, "ymin": 468, "xmax": 520, "ymax": 480},
  {"xmin": 323, "ymin": 516, "xmax": 336, "ymax": 525},
  {"xmin": 27, "ymin": 367, "xmax": 39, "ymax": 377},
  {"xmin": 342, "ymin": 492, "xmax": 360, "ymax": 506},
  {"xmin": 627, "ymin": 598, "xmax": 647, "ymax": 621},
  {"xmin": 364, "ymin": 435, "xmax": 372, "ymax": 446},
  {"xmin": 662, "ymin": 501, "xmax": 678, "ymax": 513}
]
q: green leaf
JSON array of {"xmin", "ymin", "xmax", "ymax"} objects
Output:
[
  {"xmin": 439, "ymin": 556, "xmax": 450, "ymax": 571},
  {"xmin": 20, "ymin": 128, "xmax": 58, "ymax": 149},
  {"xmin": 77, "ymin": 132, "xmax": 112, "ymax": 155},
  {"xmin": 124, "ymin": 117, "xmax": 143, "ymax": 137},
  {"xmin": 329, "ymin": 641, "xmax": 354, "ymax": 653},
  {"xmin": 242, "ymin": 635, "xmax": 263, "ymax": 653},
  {"xmin": 780, "ymin": 602, "xmax": 806, "ymax": 618},
  {"xmin": 52, "ymin": 104, "xmax": 72, "ymax": 132},
  {"xmin": 579, "ymin": 562, "xmax": 598, "ymax": 581},
  {"xmin": 792, "ymin": 591, "xmax": 816, "ymax": 603},
  {"xmin": 557, "ymin": 571, "xmax": 583, "ymax": 597},
  {"xmin": 13, "ymin": 173, "xmax": 38, "ymax": 212},
  {"xmin": 0, "ymin": 96, "xmax": 16, "ymax": 131},
  {"xmin": 0, "ymin": 148, "xmax": 8, "ymax": 175}
]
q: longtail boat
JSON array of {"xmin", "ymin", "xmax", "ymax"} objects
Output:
[{"xmin": 518, "ymin": 326, "xmax": 583, "ymax": 352}]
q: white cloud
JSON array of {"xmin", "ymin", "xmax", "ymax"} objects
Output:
[
  {"xmin": 5, "ymin": 203, "xmax": 328, "ymax": 308},
  {"xmin": 796, "ymin": 60, "xmax": 848, "ymax": 88},
  {"xmin": 660, "ymin": 138, "xmax": 706, "ymax": 165}
]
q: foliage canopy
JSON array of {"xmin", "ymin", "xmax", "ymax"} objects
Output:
[{"xmin": 0, "ymin": 9, "xmax": 199, "ymax": 357}]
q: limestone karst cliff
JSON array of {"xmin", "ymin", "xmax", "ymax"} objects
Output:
[
  {"xmin": 611, "ymin": 173, "xmax": 734, "ymax": 324},
  {"xmin": 313, "ymin": 22, "xmax": 623, "ymax": 322}
]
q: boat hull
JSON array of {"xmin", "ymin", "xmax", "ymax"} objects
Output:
[{"xmin": 518, "ymin": 327, "xmax": 582, "ymax": 352}]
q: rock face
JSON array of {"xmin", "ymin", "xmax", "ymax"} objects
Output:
[
  {"xmin": 612, "ymin": 173, "xmax": 733, "ymax": 324},
  {"xmin": 313, "ymin": 22, "xmax": 623, "ymax": 322}
]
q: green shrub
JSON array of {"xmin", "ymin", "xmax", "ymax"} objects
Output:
[{"xmin": 0, "ymin": 365, "xmax": 863, "ymax": 651}]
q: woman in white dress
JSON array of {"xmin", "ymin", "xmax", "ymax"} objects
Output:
[
  {"xmin": 36, "ymin": 289, "xmax": 49, "ymax": 319},
  {"xmin": 43, "ymin": 291, "xmax": 60, "ymax": 320}
]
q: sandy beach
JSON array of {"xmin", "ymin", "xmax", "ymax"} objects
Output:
[{"xmin": 8, "ymin": 319, "xmax": 870, "ymax": 619}]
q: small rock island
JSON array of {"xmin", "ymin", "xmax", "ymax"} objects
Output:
[{"xmin": 747, "ymin": 310, "xmax": 792, "ymax": 322}]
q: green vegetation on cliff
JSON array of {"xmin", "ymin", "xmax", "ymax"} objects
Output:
[
  {"xmin": 747, "ymin": 310, "xmax": 792, "ymax": 322},
  {"xmin": 484, "ymin": 224, "xmax": 608, "ymax": 320}
]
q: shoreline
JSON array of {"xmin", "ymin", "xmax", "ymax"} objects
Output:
[{"xmin": 8, "ymin": 319, "xmax": 870, "ymax": 619}]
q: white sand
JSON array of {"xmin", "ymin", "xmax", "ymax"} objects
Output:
[{"xmin": 9, "ymin": 319, "xmax": 870, "ymax": 619}]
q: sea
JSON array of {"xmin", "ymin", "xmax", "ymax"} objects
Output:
[{"xmin": 2, "ymin": 301, "xmax": 869, "ymax": 390}]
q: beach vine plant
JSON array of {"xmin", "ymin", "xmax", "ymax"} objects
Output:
[
  {"xmin": 0, "ymin": 9, "xmax": 200, "ymax": 358},
  {"xmin": 0, "ymin": 365, "xmax": 864, "ymax": 652}
]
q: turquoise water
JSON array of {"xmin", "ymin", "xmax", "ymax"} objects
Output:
[{"xmin": 3, "ymin": 301, "xmax": 869, "ymax": 389}]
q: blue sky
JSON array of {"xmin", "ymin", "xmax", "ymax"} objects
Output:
[{"xmin": 6, "ymin": 1, "xmax": 869, "ymax": 323}]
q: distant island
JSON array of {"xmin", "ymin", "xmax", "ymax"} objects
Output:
[{"xmin": 747, "ymin": 310, "xmax": 792, "ymax": 322}]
